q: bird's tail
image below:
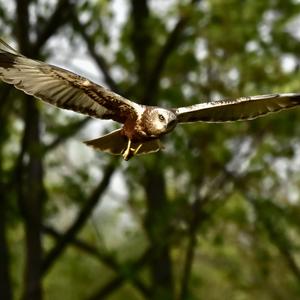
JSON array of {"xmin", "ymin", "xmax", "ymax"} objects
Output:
[{"xmin": 84, "ymin": 129, "xmax": 163, "ymax": 156}]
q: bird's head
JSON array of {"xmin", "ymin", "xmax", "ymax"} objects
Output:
[{"xmin": 143, "ymin": 107, "xmax": 177, "ymax": 137}]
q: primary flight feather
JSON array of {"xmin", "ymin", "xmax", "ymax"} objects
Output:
[{"xmin": 0, "ymin": 39, "xmax": 300, "ymax": 160}]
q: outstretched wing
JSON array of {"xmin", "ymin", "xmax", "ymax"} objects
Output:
[
  {"xmin": 0, "ymin": 39, "xmax": 141, "ymax": 123},
  {"xmin": 174, "ymin": 93, "xmax": 300, "ymax": 123}
]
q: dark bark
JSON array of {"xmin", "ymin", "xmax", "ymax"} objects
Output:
[
  {"xmin": 16, "ymin": 0, "xmax": 31, "ymax": 55},
  {"xmin": 178, "ymin": 200, "xmax": 201, "ymax": 300},
  {"xmin": 144, "ymin": 165, "xmax": 174, "ymax": 300},
  {"xmin": 0, "ymin": 73, "xmax": 14, "ymax": 300},
  {"xmin": 19, "ymin": 98, "xmax": 45, "ymax": 300},
  {"xmin": 13, "ymin": 1, "xmax": 91, "ymax": 298},
  {"xmin": 0, "ymin": 194, "xmax": 12, "ymax": 300},
  {"xmin": 16, "ymin": 0, "xmax": 45, "ymax": 299},
  {"xmin": 0, "ymin": 86, "xmax": 11, "ymax": 118},
  {"xmin": 88, "ymin": 277, "xmax": 124, "ymax": 300},
  {"xmin": 130, "ymin": 0, "xmax": 151, "ymax": 87}
]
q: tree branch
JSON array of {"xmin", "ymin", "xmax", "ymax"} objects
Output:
[
  {"xmin": 178, "ymin": 199, "xmax": 202, "ymax": 300},
  {"xmin": 16, "ymin": 1, "xmax": 46, "ymax": 299},
  {"xmin": 32, "ymin": 0, "xmax": 74, "ymax": 55},
  {"xmin": 0, "ymin": 186, "xmax": 12, "ymax": 300},
  {"xmin": 249, "ymin": 198, "xmax": 300, "ymax": 281},
  {"xmin": 19, "ymin": 101, "xmax": 45, "ymax": 300},
  {"xmin": 0, "ymin": 86, "xmax": 12, "ymax": 119},
  {"xmin": 144, "ymin": 163, "xmax": 174, "ymax": 300},
  {"xmin": 42, "ymin": 162, "xmax": 116, "ymax": 274},
  {"xmin": 70, "ymin": 10, "xmax": 121, "ymax": 94},
  {"xmin": 130, "ymin": 0, "xmax": 151, "ymax": 87},
  {"xmin": 16, "ymin": 0, "xmax": 31, "ymax": 54},
  {"xmin": 43, "ymin": 224, "xmax": 150, "ymax": 298},
  {"xmin": 44, "ymin": 118, "xmax": 90, "ymax": 153},
  {"xmin": 42, "ymin": 225, "xmax": 101, "ymax": 259},
  {"xmin": 224, "ymin": 169, "xmax": 300, "ymax": 284},
  {"xmin": 88, "ymin": 277, "xmax": 123, "ymax": 300},
  {"xmin": 87, "ymin": 249, "xmax": 151, "ymax": 300},
  {"xmin": 178, "ymin": 170, "xmax": 230, "ymax": 300},
  {"xmin": 143, "ymin": 0, "xmax": 201, "ymax": 105}
]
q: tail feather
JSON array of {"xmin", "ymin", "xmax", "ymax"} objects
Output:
[
  {"xmin": 84, "ymin": 129, "xmax": 127, "ymax": 155},
  {"xmin": 84, "ymin": 129, "xmax": 163, "ymax": 157},
  {"xmin": 135, "ymin": 139, "xmax": 163, "ymax": 155}
]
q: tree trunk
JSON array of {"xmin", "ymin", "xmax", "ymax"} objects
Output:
[
  {"xmin": 0, "ymin": 86, "xmax": 13, "ymax": 300},
  {"xmin": 144, "ymin": 165, "xmax": 174, "ymax": 300},
  {"xmin": 20, "ymin": 99, "xmax": 44, "ymax": 300},
  {"xmin": 0, "ymin": 188, "xmax": 12, "ymax": 300}
]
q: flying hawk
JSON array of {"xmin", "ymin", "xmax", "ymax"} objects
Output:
[{"xmin": 0, "ymin": 39, "xmax": 300, "ymax": 160}]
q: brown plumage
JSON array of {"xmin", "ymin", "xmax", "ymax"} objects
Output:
[{"xmin": 0, "ymin": 39, "xmax": 300, "ymax": 160}]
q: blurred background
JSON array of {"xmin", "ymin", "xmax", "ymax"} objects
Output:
[{"xmin": 1, "ymin": 0, "xmax": 300, "ymax": 299}]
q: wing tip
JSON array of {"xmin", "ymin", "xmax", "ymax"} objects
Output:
[{"xmin": 0, "ymin": 38, "xmax": 19, "ymax": 55}]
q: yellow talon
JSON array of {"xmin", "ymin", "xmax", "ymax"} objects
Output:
[
  {"xmin": 133, "ymin": 144, "xmax": 142, "ymax": 155},
  {"xmin": 122, "ymin": 139, "xmax": 132, "ymax": 160},
  {"xmin": 122, "ymin": 141, "xmax": 142, "ymax": 160}
]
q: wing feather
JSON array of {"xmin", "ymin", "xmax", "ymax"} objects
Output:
[
  {"xmin": 174, "ymin": 93, "xmax": 300, "ymax": 123},
  {"xmin": 0, "ymin": 39, "xmax": 141, "ymax": 123}
]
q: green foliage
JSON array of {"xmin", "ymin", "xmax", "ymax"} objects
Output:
[{"xmin": 2, "ymin": 0, "xmax": 300, "ymax": 299}]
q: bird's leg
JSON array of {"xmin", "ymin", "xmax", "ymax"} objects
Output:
[
  {"xmin": 122, "ymin": 140, "xmax": 143, "ymax": 160},
  {"xmin": 133, "ymin": 143, "xmax": 142, "ymax": 155},
  {"xmin": 122, "ymin": 138, "xmax": 132, "ymax": 160}
]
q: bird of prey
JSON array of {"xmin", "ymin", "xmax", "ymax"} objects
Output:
[{"xmin": 0, "ymin": 39, "xmax": 300, "ymax": 160}]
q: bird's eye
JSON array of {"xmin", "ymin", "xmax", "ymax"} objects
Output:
[{"xmin": 158, "ymin": 114, "xmax": 165, "ymax": 121}]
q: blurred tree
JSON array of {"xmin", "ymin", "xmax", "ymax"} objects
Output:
[{"xmin": 1, "ymin": 0, "xmax": 300, "ymax": 300}]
